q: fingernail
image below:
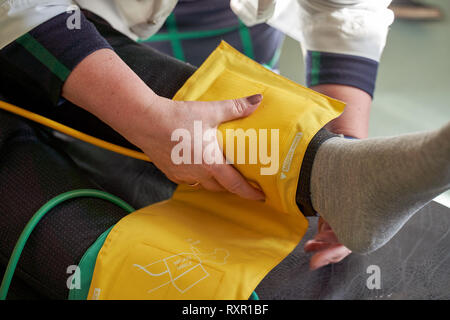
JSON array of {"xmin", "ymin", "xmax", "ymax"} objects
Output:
[{"xmin": 246, "ymin": 94, "xmax": 263, "ymax": 105}]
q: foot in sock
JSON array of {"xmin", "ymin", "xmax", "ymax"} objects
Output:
[{"xmin": 308, "ymin": 121, "xmax": 450, "ymax": 254}]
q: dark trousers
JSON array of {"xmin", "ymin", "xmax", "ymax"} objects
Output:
[{"xmin": 0, "ymin": 13, "xmax": 195, "ymax": 299}]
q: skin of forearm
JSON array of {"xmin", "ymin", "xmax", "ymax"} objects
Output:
[
  {"xmin": 61, "ymin": 49, "xmax": 265, "ymax": 200},
  {"xmin": 61, "ymin": 48, "xmax": 169, "ymax": 148},
  {"xmin": 310, "ymin": 84, "xmax": 372, "ymax": 139}
]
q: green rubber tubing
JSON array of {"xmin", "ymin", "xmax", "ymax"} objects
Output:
[{"xmin": 0, "ymin": 189, "xmax": 135, "ymax": 300}]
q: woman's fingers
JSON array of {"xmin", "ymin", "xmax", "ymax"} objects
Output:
[
  {"xmin": 305, "ymin": 218, "xmax": 352, "ymax": 270},
  {"xmin": 209, "ymin": 94, "xmax": 262, "ymax": 124},
  {"xmin": 304, "ymin": 239, "xmax": 333, "ymax": 253},
  {"xmin": 211, "ymin": 160, "xmax": 265, "ymax": 201},
  {"xmin": 309, "ymin": 244, "xmax": 352, "ymax": 271},
  {"xmin": 204, "ymin": 95, "xmax": 264, "ymax": 200},
  {"xmin": 304, "ymin": 229, "xmax": 339, "ymax": 252},
  {"xmin": 315, "ymin": 229, "xmax": 340, "ymax": 243},
  {"xmin": 199, "ymin": 178, "xmax": 226, "ymax": 192},
  {"xmin": 146, "ymin": 96, "xmax": 265, "ymax": 201}
]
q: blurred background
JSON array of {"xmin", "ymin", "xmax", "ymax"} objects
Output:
[{"xmin": 279, "ymin": 0, "xmax": 450, "ymax": 207}]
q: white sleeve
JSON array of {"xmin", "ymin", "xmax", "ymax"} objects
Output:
[
  {"xmin": 268, "ymin": 0, "xmax": 395, "ymax": 61},
  {"xmin": 230, "ymin": 0, "xmax": 276, "ymax": 26},
  {"xmin": 0, "ymin": 0, "xmax": 73, "ymax": 49}
]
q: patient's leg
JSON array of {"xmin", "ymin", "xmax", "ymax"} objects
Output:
[{"xmin": 298, "ymin": 122, "xmax": 450, "ymax": 254}]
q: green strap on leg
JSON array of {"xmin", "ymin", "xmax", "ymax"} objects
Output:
[
  {"xmin": 142, "ymin": 14, "xmax": 255, "ymax": 62},
  {"xmin": 139, "ymin": 25, "xmax": 239, "ymax": 42},
  {"xmin": 262, "ymin": 43, "xmax": 283, "ymax": 70},
  {"xmin": 139, "ymin": 14, "xmax": 282, "ymax": 68},
  {"xmin": 165, "ymin": 13, "xmax": 186, "ymax": 61},
  {"xmin": 237, "ymin": 19, "xmax": 255, "ymax": 60}
]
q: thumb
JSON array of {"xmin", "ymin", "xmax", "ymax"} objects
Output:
[{"xmin": 212, "ymin": 94, "xmax": 262, "ymax": 124}]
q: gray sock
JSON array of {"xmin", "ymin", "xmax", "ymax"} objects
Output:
[{"xmin": 310, "ymin": 122, "xmax": 450, "ymax": 254}]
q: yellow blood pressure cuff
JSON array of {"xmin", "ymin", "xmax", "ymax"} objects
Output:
[{"xmin": 87, "ymin": 42, "xmax": 345, "ymax": 300}]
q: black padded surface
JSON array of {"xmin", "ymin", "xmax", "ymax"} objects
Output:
[{"xmin": 256, "ymin": 201, "xmax": 450, "ymax": 299}]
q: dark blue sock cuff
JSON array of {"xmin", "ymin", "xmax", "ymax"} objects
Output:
[{"xmin": 306, "ymin": 51, "xmax": 379, "ymax": 98}]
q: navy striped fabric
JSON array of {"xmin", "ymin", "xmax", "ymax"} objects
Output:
[
  {"xmin": 143, "ymin": 0, "xmax": 285, "ymax": 67},
  {"xmin": 27, "ymin": 11, "xmax": 112, "ymax": 75},
  {"xmin": 306, "ymin": 51, "xmax": 379, "ymax": 98},
  {"xmin": 0, "ymin": 11, "xmax": 112, "ymax": 106}
]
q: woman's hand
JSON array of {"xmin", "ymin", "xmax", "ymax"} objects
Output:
[
  {"xmin": 128, "ymin": 95, "xmax": 266, "ymax": 201},
  {"xmin": 62, "ymin": 49, "xmax": 264, "ymax": 201},
  {"xmin": 304, "ymin": 217, "xmax": 352, "ymax": 270}
]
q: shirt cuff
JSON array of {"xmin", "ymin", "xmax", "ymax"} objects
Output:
[
  {"xmin": 306, "ymin": 50, "xmax": 379, "ymax": 98},
  {"xmin": 0, "ymin": 10, "xmax": 112, "ymax": 106}
]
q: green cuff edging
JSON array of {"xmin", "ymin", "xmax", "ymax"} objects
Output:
[
  {"xmin": 16, "ymin": 33, "xmax": 71, "ymax": 82},
  {"xmin": 68, "ymin": 227, "xmax": 113, "ymax": 300}
]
